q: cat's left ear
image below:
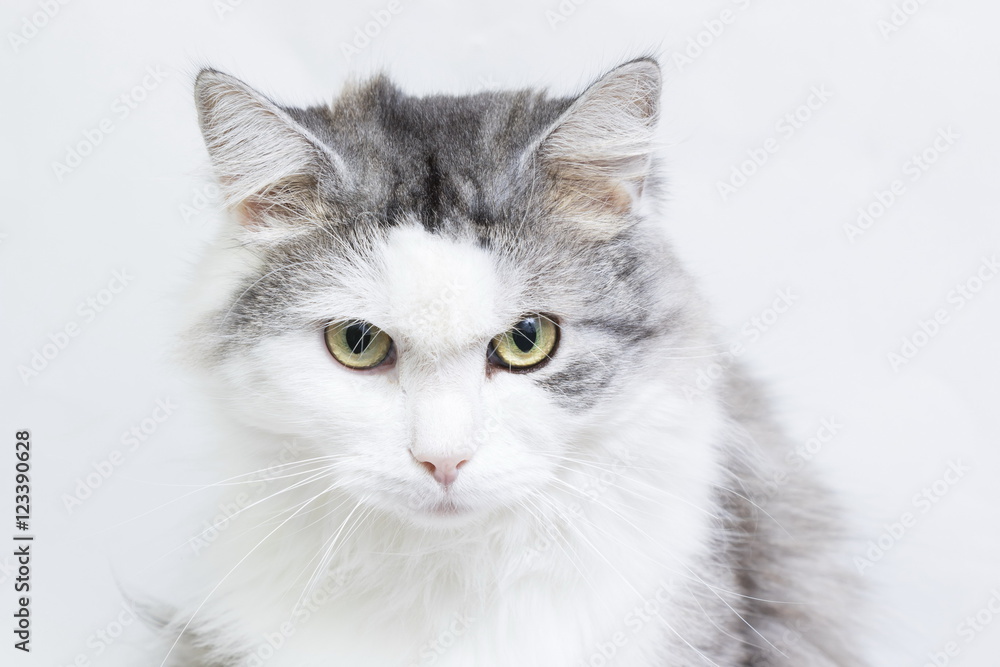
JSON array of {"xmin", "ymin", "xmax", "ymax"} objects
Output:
[
  {"xmin": 533, "ymin": 58, "xmax": 661, "ymax": 237},
  {"xmin": 194, "ymin": 69, "xmax": 347, "ymax": 232}
]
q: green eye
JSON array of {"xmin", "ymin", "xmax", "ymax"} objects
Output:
[
  {"xmin": 488, "ymin": 315, "xmax": 559, "ymax": 371},
  {"xmin": 324, "ymin": 320, "xmax": 393, "ymax": 370}
]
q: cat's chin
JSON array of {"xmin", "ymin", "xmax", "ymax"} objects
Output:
[{"xmin": 385, "ymin": 496, "xmax": 494, "ymax": 531}]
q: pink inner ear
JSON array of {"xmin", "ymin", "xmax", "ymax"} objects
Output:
[
  {"xmin": 234, "ymin": 198, "xmax": 270, "ymax": 229},
  {"xmin": 228, "ymin": 176, "xmax": 324, "ymax": 230},
  {"xmin": 558, "ymin": 175, "xmax": 635, "ymax": 217}
]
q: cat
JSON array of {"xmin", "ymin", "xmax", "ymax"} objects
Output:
[{"xmin": 150, "ymin": 57, "xmax": 865, "ymax": 666}]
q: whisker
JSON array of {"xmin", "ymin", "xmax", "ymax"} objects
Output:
[{"xmin": 158, "ymin": 490, "xmax": 327, "ymax": 667}]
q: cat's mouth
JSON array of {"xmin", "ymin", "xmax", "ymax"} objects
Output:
[
  {"xmin": 401, "ymin": 493, "xmax": 487, "ymax": 528},
  {"xmin": 385, "ymin": 485, "xmax": 493, "ymax": 528}
]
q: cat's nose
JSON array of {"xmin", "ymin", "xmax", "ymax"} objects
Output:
[{"xmin": 412, "ymin": 453, "xmax": 470, "ymax": 487}]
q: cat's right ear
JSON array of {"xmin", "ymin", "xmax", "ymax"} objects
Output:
[
  {"xmin": 194, "ymin": 69, "xmax": 346, "ymax": 232},
  {"xmin": 530, "ymin": 58, "xmax": 661, "ymax": 241}
]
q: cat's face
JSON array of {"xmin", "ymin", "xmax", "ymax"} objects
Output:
[
  {"xmin": 190, "ymin": 59, "xmax": 700, "ymax": 528},
  {"xmin": 213, "ymin": 222, "xmax": 604, "ymax": 526}
]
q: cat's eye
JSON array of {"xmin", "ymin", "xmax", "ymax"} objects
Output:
[
  {"xmin": 488, "ymin": 315, "xmax": 559, "ymax": 372},
  {"xmin": 324, "ymin": 320, "xmax": 394, "ymax": 370}
]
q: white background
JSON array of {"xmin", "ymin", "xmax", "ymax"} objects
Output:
[{"xmin": 1, "ymin": 0, "xmax": 998, "ymax": 665}]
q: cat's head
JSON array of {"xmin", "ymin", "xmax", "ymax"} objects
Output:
[{"xmin": 188, "ymin": 59, "xmax": 714, "ymax": 529}]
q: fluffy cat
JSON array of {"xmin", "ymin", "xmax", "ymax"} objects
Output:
[{"xmin": 151, "ymin": 58, "xmax": 864, "ymax": 666}]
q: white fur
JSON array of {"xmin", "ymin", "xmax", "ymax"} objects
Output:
[{"xmin": 162, "ymin": 218, "xmax": 731, "ymax": 667}]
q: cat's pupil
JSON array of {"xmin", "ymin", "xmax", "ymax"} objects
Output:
[
  {"xmin": 512, "ymin": 319, "xmax": 538, "ymax": 353},
  {"xmin": 345, "ymin": 323, "xmax": 372, "ymax": 354}
]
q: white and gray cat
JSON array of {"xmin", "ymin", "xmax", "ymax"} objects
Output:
[{"xmin": 150, "ymin": 58, "xmax": 864, "ymax": 666}]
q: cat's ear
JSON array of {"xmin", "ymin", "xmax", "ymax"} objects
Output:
[
  {"xmin": 534, "ymin": 58, "xmax": 661, "ymax": 237},
  {"xmin": 194, "ymin": 69, "xmax": 346, "ymax": 231}
]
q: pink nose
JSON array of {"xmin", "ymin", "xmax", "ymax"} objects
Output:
[{"xmin": 413, "ymin": 454, "xmax": 470, "ymax": 487}]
